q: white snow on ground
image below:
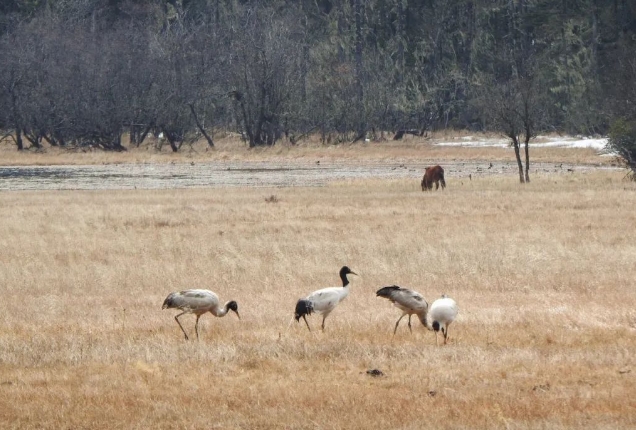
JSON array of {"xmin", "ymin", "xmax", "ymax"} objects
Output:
[
  {"xmin": 535, "ymin": 136, "xmax": 607, "ymax": 150},
  {"xmin": 436, "ymin": 136, "xmax": 609, "ymax": 150},
  {"xmin": 437, "ymin": 139, "xmax": 509, "ymax": 148}
]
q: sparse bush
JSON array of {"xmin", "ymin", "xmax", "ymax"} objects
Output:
[{"xmin": 607, "ymin": 119, "xmax": 636, "ymax": 180}]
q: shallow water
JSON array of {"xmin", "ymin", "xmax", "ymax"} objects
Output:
[{"xmin": 0, "ymin": 160, "xmax": 606, "ymax": 191}]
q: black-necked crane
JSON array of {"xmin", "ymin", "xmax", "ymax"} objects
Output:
[
  {"xmin": 428, "ymin": 295, "xmax": 458, "ymax": 345},
  {"xmin": 376, "ymin": 285, "xmax": 428, "ymax": 334},
  {"xmin": 162, "ymin": 289, "xmax": 240, "ymax": 340},
  {"xmin": 294, "ymin": 266, "xmax": 358, "ymax": 331}
]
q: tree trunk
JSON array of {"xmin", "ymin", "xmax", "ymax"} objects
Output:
[
  {"xmin": 168, "ymin": 139, "xmax": 179, "ymax": 152},
  {"xmin": 591, "ymin": 1, "xmax": 599, "ymax": 77},
  {"xmin": 508, "ymin": 0, "xmax": 521, "ymax": 76},
  {"xmin": 163, "ymin": 130, "xmax": 180, "ymax": 152},
  {"xmin": 232, "ymin": 89, "xmax": 254, "ymax": 147},
  {"xmin": 353, "ymin": 0, "xmax": 366, "ymax": 140},
  {"xmin": 214, "ymin": 0, "xmax": 220, "ymax": 26},
  {"xmin": 300, "ymin": 5, "xmax": 309, "ymax": 103},
  {"xmin": 524, "ymin": 138, "xmax": 530, "ymax": 182},
  {"xmin": 337, "ymin": 6, "xmax": 346, "ymax": 63},
  {"xmin": 137, "ymin": 124, "xmax": 153, "ymax": 148},
  {"xmin": 23, "ymin": 130, "xmax": 42, "ymax": 149},
  {"xmin": 109, "ymin": 133, "xmax": 127, "ymax": 152},
  {"xmin": 188, "ymin": 104, "xmax": 214, "ymax": 147},
  {"xmin": 44, "ymin": 135, "xmax": 58, "ymax": 146},
  {"xmin": 130, "ymin": 124, "xmax": 140, "ymax": 146},
  {"xmin": 15, "ymin": 127, "xmax": 23, "ymax": 151},
  {"xmin": 512, "ymin": 136, "xmax": 525, "ymax": 183},
  {"xmin": 396, "ymin": 0, "xmax": 406, "ymax": 86}
]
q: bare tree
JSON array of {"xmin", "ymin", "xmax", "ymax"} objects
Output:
[
  {"xmin": 352, "ymin": 0, "xmax": 365, "ymax": 142},
  {"xmin": 0, "ymin": 25, "xmax": 27, "ymax": 150},
  {"xmin": 228, "ymin": 5, "xmax": 305, "ymax": 147},
  {"xmin": 605, "ymin": 55, "xmax": 636, "ymax": 179},
  {"xmin": 476, "ymin": 71, "xmax": 545, "ymax": 183}
]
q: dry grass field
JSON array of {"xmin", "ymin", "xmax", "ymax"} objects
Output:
[{"xmin": 0, "ymin": 140, "xmax": 635, "ymax": 429}]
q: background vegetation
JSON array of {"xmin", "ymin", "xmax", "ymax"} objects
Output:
[{"xmin": 0, "ymin": 0, "xmax": 634, "ymax": 153}]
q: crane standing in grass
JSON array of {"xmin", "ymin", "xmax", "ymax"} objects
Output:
[
  {"xmin": 162, "ymin": 289, "xmax": 240, "ymax": 340},
  {"xmin": 376, "ymin": 285, "xmax": 429, "ymax": 335},
  {"xmin": 428, "ymin": 295, "xmax": 458, "ymax": 345},
  {"xmin": 294, "ymin": 266, "xmax": 358, "ymax": 331}
]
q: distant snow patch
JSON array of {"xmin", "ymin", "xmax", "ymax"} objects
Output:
[
  {"xmin": 436, "ymin": 136, "xmax": 609, "ymax": 150},
  {"xmin": 436, "ymin": 138, "xmax": 509, "ymax": 148},
  {"xmin": 535, "ymin": 137, "xmax": 607, "ymax": 150}
]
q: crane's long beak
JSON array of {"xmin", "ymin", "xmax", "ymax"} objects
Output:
[{"xmin": 234, "ymin": 310, "xmax": 241, "ymax": 320}]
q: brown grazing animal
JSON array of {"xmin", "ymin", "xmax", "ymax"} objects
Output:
[{"xmin": 421, "ymin": 165, "xmax": 446, "ymax": 191}]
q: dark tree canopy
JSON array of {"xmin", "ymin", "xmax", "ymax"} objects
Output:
[{"xmin": 0, "ymin": 0, "xmax": 634, "ymax": 153}]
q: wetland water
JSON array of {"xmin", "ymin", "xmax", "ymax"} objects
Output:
[{"xmin": 0, "ymin": 160, "xmax": 604, "ymax": 191}]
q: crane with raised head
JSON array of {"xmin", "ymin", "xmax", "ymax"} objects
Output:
[{"xmin": 294, "ymin": 266, "xmax": 358, "ymax": 331}]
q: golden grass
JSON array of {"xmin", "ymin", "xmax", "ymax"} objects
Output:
[
  {"xmin": 1, "ymin": 171, "xmax": 635, "ymax": 429},
  {"xmin": 0, "ymin": 132, "xmax": 614, "ymax": 166}
]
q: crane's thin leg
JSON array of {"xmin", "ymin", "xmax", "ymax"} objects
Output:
[
  {"xmin": 174, "ymin": 312, "xmax": 189, "ymax": 340},
  {"xmin": 302, "ymin": 315, "xmax": 311, "ymax": 332},
  {"xmin": 195, "ymin": 315, "xmax": 201, "ymax": 340},
  {"xmin": 443, "ymin": 326, "xmax": 448, "ymax": 345},
  {"xmin": 321, "ymin": 315, "xmax": 327, "ymax": 331},
  {"xmin": 408, "ymin": 315, "xmax": 413, "ymax": 334},
  {"xmin": 393, "ymin": 314, "xmax": 406, "ymax": 335},
  {"xmin": 287, "ymin": 316, "xmax": 296, "ymax": 329}
]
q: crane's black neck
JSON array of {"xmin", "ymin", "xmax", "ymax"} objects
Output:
[
  {"xmin": 338, "ymin": 266, "xmax": 355, "ymax": 287},
  {"xmin": 340, "ymin": 271, "xmax": 350, "ymax": 287}
]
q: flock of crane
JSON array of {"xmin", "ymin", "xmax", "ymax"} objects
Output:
[{"xmin": 162, "ymin": 265, "xmax": 458, "ymax": 345}]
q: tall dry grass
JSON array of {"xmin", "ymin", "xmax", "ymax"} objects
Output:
[{"xmin": 0, "ymin": 172, "xmax": 635, "ymax": 429}]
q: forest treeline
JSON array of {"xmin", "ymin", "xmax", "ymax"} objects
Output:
[{"xmin": 0, "ymin": 0, "xmax": 634, "ymax": 153}]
